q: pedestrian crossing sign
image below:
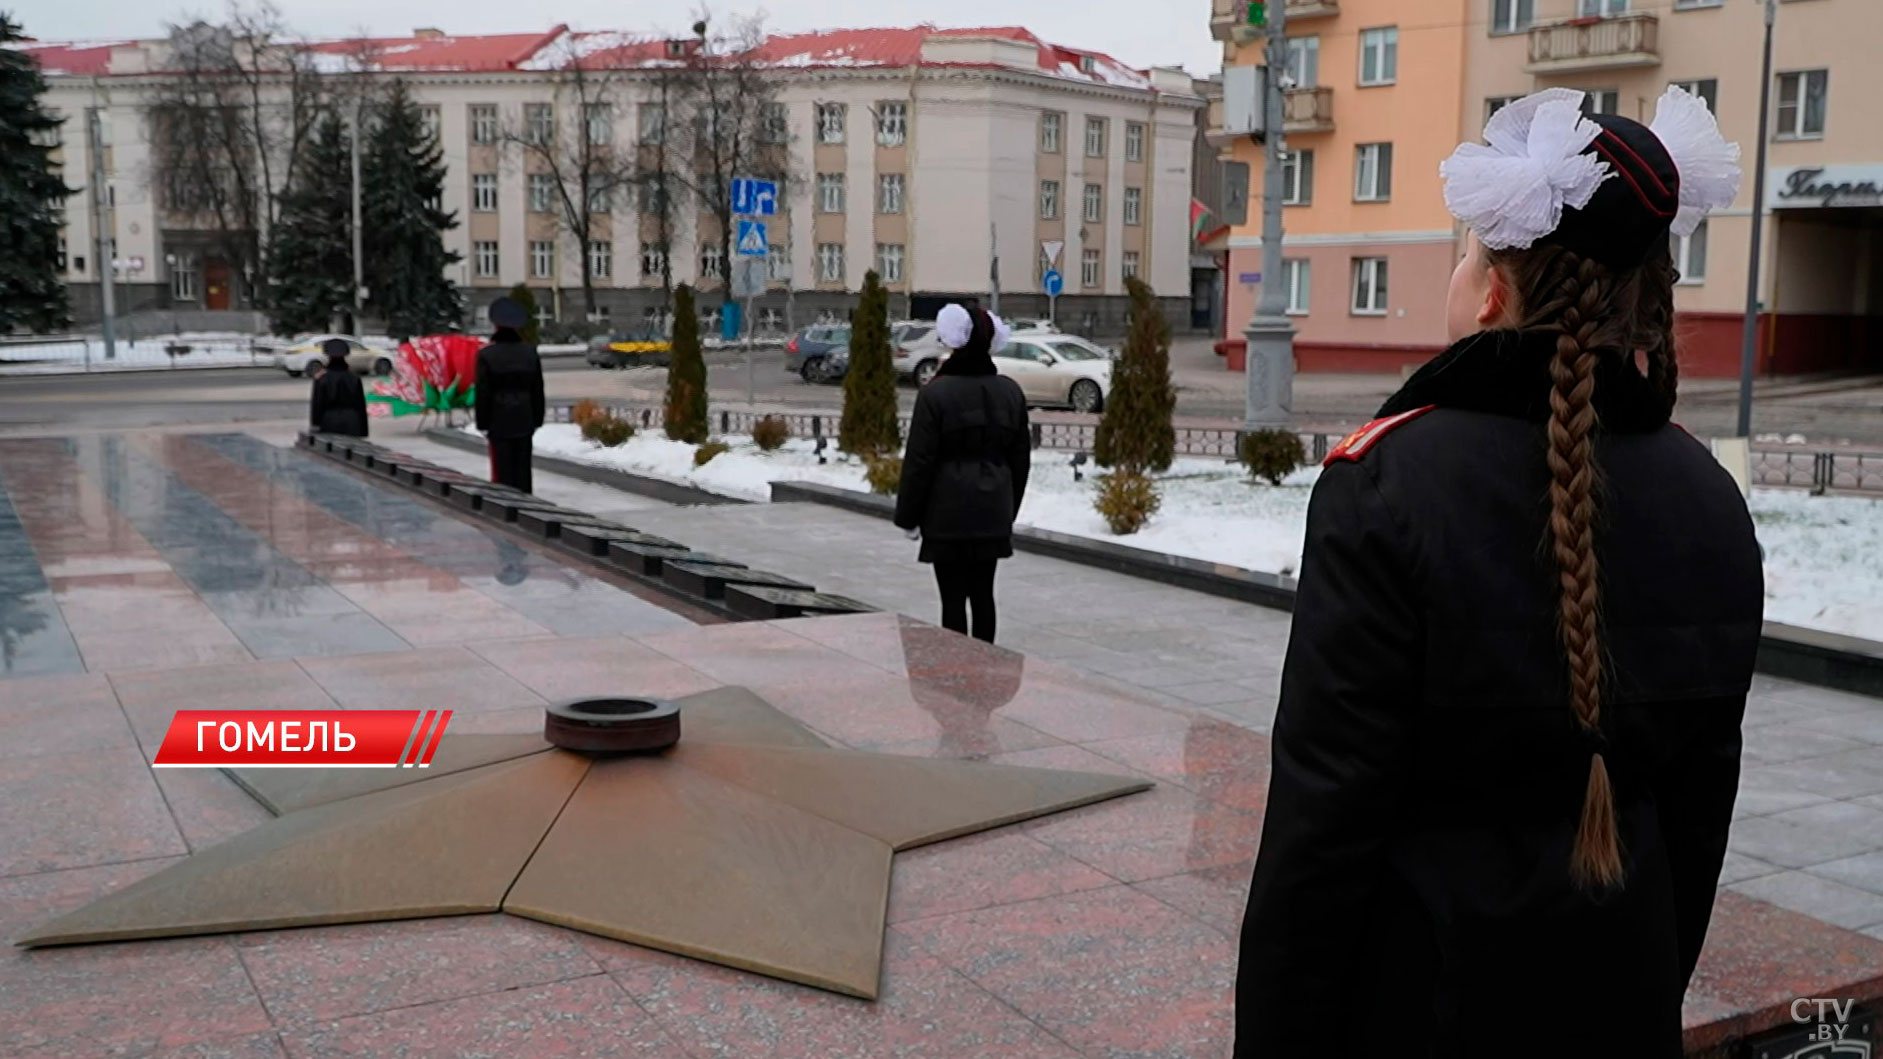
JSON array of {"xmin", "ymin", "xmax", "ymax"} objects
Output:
[{"xmin": 737, "ymin": 220, "xmax": 769, "ymax": 256}]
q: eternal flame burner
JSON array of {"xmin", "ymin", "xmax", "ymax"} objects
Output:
[{"xmin": 543, "ymin": 697, "xmax": 682, "ymax": 753}]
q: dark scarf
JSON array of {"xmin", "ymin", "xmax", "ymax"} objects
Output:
[{"xmin": 1378, "ymin": 329, "xmax": 1671, "ymax": 434}]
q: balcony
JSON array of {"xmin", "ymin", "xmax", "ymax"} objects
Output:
[
  {"xmin": 1525, "ymin": 13, "xmax": 1660, "ymax": 74},
  {"xmin": 1211, "ymin": 0, "xmax": 1341, "ymax": 44},
  {"xmin": 1205, "ymin": 84, "xmax": 1335, "ymax": 147}
]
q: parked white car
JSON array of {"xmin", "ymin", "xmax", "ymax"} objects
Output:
[
  {"xmin": 991, "ymin": 334, "xmax": 1112, "ymax": 413},
  {"xmin": 273, "ymin": 334, "xmax": 398, "ymax": 377},
  {"xmin": 891, "ymin": 321, "xmax": 950, "ymax": 386}
]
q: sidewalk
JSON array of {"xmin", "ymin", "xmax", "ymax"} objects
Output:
[{"xmin": 382, "ymin": 427, "xmax": 1883, "ymax": 945}]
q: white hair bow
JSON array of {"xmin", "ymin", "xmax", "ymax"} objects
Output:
[
  {"xmin": 1649, "ymin": 84, "xmax": 1742, "ymax": 237},
  {"xmin": 1440, "ymin": 88, "xmax": 1612, "ymax": 251},
  {"xmin": 935, "ymin": 303, "xmax": 1012, "ymax": 352}
]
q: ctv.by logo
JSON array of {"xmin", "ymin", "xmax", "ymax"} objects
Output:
[{"xmin": 1760, "ymin": 999, "xmax": 1873, "ymax": 1059}]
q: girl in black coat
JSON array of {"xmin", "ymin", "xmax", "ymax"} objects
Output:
[
  {"xmin": 309, "ymin": 339, "xmax": 369, "ymax": 437},
  {"xmin": 1236, "ymin": 89, "xmax": 1762, "ymax": 1057},
  {"xmin": 894, "ymin": 304, "xmax": 1031, "ymax": 643}
]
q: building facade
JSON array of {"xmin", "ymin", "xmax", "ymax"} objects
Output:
[
  {"xmin": 23, "ymin": 25, "xmax": 1201, "ymax": 335},
  {"xmin": 1212, "ymin": 0, "xmax": 1881, "ymax": 375}
]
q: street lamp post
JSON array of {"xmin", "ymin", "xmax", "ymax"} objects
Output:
[
  {"xmin": 1242, "ymin": 0, "xmax": 1293, "ymax": 431},
  {"xmin": 1736, "ymin": 0, "xmax": 1778, "ymax": 438}
]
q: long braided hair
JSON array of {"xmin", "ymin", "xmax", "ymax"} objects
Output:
[{"xmin": 1489, "ymin": 239, "xmax": 1679, "ymax": 889}]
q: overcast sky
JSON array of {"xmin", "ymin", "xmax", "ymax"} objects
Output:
[{"xmin": 14, "ymin": 0, "xmax": 1220, "ymax": 78}]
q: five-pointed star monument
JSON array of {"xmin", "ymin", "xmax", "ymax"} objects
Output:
[{"xmin": 16, "ymin": 686, "xmax": 1151, "ymax": 999}]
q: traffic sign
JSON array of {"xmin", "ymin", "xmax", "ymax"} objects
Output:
[
  {"xmin": 1042, "ymin": 269, "xmax": 1064, "ymax": 297},
  {"xmin": 736, "ymin": 220, "xmax": 769, "ymax": 256},
  {"xmin": 1239, "ymin": 272, "xmax": 1262, "ymax": 285},
  {"xmin": 731, "ymin": 178, "xmax": 778, "ymax": 216},
  {"xmin": 1041, "ymin": 240, "xmax": 1064, "ymax": 268},
  {"xmin": 731, "ymin": 256, "xmax": 767, "ymax": 299}
]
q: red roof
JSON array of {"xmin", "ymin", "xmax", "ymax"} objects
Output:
[{"xmin": 17, "ymin": 24, "xmax": 1155, "ymax": 89}]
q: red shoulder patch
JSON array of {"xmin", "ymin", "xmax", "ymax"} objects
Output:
[{"xmin": 1323, "ymin": 405, "xmax": 1438, "ymax": 466}]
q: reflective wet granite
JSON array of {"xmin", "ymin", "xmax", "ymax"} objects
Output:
[{"xmin": 2, "ymin": 433, "xmax": 1881, "ymax": 1056}]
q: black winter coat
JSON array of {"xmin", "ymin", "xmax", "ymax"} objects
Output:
[
  {"xmin": 309, "ymin": 363, "xmax": 368, "ymax": 437},
  {"xmin": 1235, "ymin": 330, "xmax": 1764, "ymax": 1058},
  {"xmin": 894, "ymin": 373, "xmax": 1032, "ymax": 563},
  {"xmin": 474, "ymin": 340, "xmax": 546, "ymax": 439}
]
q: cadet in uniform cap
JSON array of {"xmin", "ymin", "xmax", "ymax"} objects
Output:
[
  {"xmin": 308, "ymin": 337, "xmax": 368, "ymax": 437},
  {"xmin": 474, "ymin": 297, "xmax": 546, "ymax": 492}
]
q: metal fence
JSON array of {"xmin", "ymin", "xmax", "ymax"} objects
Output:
[{"xmin": 549, "ymin": 399, "xmax": 1883, "ymax": 497}]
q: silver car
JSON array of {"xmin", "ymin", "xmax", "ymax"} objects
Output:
[{"xmin": 273, "ymin": 334, "xmax": 397, "ymax": 377}]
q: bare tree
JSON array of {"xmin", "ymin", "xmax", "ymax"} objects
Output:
[
  {"xmin": 669, "ymin": 11, "xmax": 793, "ymax": 316},
  {"xmin": 634, "ymin": 57, "xmax": 694, "ymax": 312},
  {"xmin": 146, "ymin": 2, "xmax": 323, "ymax": 307},
  {"xmin": 499, "ymin": 36, "xmax": 652, "ymax": 324}
]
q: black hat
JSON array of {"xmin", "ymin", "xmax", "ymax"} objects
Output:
[
  {"xmin": 322, "ymin": 338, "xmax": 351, "ymax": 361},
  {"xmin": 1549, "ymin": 114, "xmax": 1681, "ymax": 270},
  {"xmin": 489, "ymin": 297, "xmax": 528, "ymax": 329}
]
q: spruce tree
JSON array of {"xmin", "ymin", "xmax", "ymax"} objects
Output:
[
  {"xmin": 508, "ymin": 284, "xmax": 541, "ymax": 344},
  {"xmin": 0, "ymin": 15, "xmax": 74, "ymax": 333},
  {"xmin": 1094, "ymin": 275, "xmax": 1176, "ymax": 473},
  {"xmin": 840, "ymin": 270, "xmax": 900, "ymax": 456},
  {"xmin": 664, "ymin": 284, "xmax": 708, "ymax": 442},
  {"xmin": 362, "ymin": 80, "xmax": 461, "ymax": 339},
  {"xmin": 266, "ymin": 112, "xmax": 353, "ymax": 336}
]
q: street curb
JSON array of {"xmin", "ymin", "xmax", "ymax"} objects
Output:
[
  {"xmin": 419, "ymin": 428, "xmax": 742, "ymax": 507},
  {"xmin": 770, "ymin": 481, "xmax": 1883, "ymax": 701}
]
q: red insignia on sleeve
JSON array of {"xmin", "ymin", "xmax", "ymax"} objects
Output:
[{"xmin": 1323, "ymin": 405, "xmax": 1438, "ymax": 466}]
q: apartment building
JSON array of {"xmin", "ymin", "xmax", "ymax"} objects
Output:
[
  {"xmin": 1213, "ymin": 0, "xmax": 1880, "ymax": 375},
  {"xmin": 24, "ymin": 25, "xmax": 1201, "ymax": 334}
]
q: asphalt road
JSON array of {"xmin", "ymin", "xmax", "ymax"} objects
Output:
[{"xmin": 4, "ymin": 348, "xmax": 1881, "ymax": 447}]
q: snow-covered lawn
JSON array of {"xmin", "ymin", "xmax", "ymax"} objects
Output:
[
  {"xmin": 0, "ymin": 332, "xmax": 266, "ymax": 374},
  {"xmin": 524, "ymin": 423, "xmax": 1883, "ymax": 642}
]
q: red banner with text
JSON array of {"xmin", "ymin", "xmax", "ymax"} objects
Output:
[{"xmin": 151, "ymin": 710, "xmax": 453, "ymax": 768}]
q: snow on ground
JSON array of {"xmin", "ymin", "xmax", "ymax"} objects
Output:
[
  {"xmin": 527, "ymin": 424, "xmax": 1883, "ymax": 642},
  {"xmin": 0, "ymin": 332, "xmax": 266, "ymax": 374}
]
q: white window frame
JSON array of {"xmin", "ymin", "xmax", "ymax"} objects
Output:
[
  {"xmin": 876, "ymin": 101, "xmax": 907, "ymax": 146},
  {"xmin": 875, "ymin": 243, "xmax": 905, "ymax": 283},
  {"xmin": 877, "ymin": 173, "xmax": 905, "ymax": 215},
  {"xmin": 1673, "ymin": 0, "xmax": 1722, "ymax": 8},
  {"xmin": 1351, "ymin": 256, "xmax": 1388, "ymax": 315},
  {"xmin": 1581, "ymin": 90, "xmax": 1621, "ymax": 117},
  {"xmin": 470, "ymin": 104, "xmax": 498, "ymax": 144},
  {"xmin": 768, "ymin": 245, "xmax": 791, "ymax": 282},
  {"xmin": 1281, "ymin": 150, "xmax": 1314, "ymax": 205},
  {"xmin": 817, "ymin": 103, "xmax": 846, "ymax": 145},
  {"xmin": 817, "ymin": 242, "xmax": 845, "ymax": 283},
  {"xmin": 588, "ymin": 240, "xmax": 612, "ymax": 280},
  {"xmin": 1285, "ymin": 36, "xmax": 1320, "ymax": 88},
  {"xmin": 700, "ymin": 242, "xmax": 725, "ymax": 280},
  {"xmin": 1083, "ymin": 182, "xmax": 1104, "ymax": 224},
  {"xmin": 1579, "ymin": 0, "xmax": 1627, "ymax": 14},
  {"xmin": 525, "ymin": 103, "xmax": 554, "ymax": 146},
  {"xmin": 1040, "ymin": 180, "xmax": 1060, "ymax": 220},
  {"xmin": 1354, "ymin": 143, "xmax": 1393, "ymax": 202},
  {"xmin": 1491, "ymin": 0, "xmax": 1534, "ymax": 34},
  {"xmin": 1486, "ymin": 96, "xmax": 1521, "ymax": 122},
  {"xmin": 584, "ymin": 103, "xmax": 611, "ymax": 146},
  {"xmin": 472, "ymin": 173, "xmax": 498, "ymax": 212},
  {"xmin": 761, "ymin": 102, "xmax": 789, "ymax": 144},
  {"xmin": 818, "ymin": 173, "xmax": 845, "ymax": 214},
  {"xmin": 639, "ymin": 105, "xmax": 666, "ymax": 145},
  {"xmin": 1084, "ymin": 117, "xmax": 1107, "ymax": 158},
  {"xmin": 1125, "ymin": 122, "xmax": 1145, "ymax": 162},
  {"xmin": 528, "ymin": 172, "xmax": 555, "ymax": 213},
  {"xmin": 1041, "ymin": 112, "xmax": 1062, "ymax": 153},
  {"xmin": 530, "ymin": 240, "xmax": 554, "ymax": 279},
  {"xmin": 171, "ymin": 254, "xmax": 198, "ymax": 301},
  {"xmin": 419, "ymin": 106, "xmax": 441, "ymax": 143},
  {"xmin": 475, "ymin": 241, "xmax": 500, "ymax": 278},
  {"xmin": 1673, "ymin": 219, "xmax": 1708, "ymax": 285},
  {"xmin": 1777, "ymin": 70, "xmax": 1829, "ymax": 140},
  {"xmin": 640, "ymin": 243, "xmax": 668, "ymax": 278},
  {"xmin": 1122, "ymin": 250, "xmax": 1140, "ymax": 279},
  {"xmin": 1123, "ymin": 187, "xmax": 1142, "ymax": 226},
  {"xmin": 586, "ymin": 184, "xmax": 610, "ymax": 215},
  {"xmin": 1359, "ymin": 27, "xmax": 1398, "ymax": 86},
  {"xmin": 1283, "ymin": 258, "xmax": 1311, "ymax": 315},
  {"xmin": 1671, "ymin": 79, "xmax": 1719, "ymax": 114},
  {"xmin": 1081, "ymin": 248, "xmax": 1101, "ymax": 288}
]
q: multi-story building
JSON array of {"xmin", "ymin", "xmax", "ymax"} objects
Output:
[
  {"xmin": 1212, "ymin": 0, "xmax": 1881, "ymax": 376},
  {"xmin": 24, "ymin": 25, "xmax": 1201, "ymax": 334}
]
